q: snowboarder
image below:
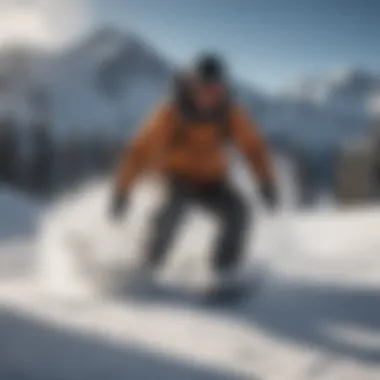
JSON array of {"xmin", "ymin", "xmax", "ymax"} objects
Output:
[{"xmin": 110, "ymin": 53, "xmax": 278, "ymax": 290}]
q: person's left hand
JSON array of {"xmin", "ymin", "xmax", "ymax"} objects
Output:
[
  {"xmin": 110, "ymin": 192, "xmax": 128, "ymax": 221},
  {"xmin": 259, "ymin": 183, "xmax": 279, "ymax": 210}
]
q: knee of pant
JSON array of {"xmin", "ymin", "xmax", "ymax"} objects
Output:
[
  {"xmin": 152, "ymin": 210, "xmax": 165, "ymax": 227},
  {"xmin": 225, "ymin": 198, "xmax": 249, "ymax": 227}
]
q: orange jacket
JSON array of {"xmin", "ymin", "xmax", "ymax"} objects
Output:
[{"xmin": 114, "ymin": 103, "xmax": 275, "ymax": 193}]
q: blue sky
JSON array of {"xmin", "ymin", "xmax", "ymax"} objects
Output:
[{"xmin": 93, "ymin": 0, "xmax": 380, "ymax": 93}]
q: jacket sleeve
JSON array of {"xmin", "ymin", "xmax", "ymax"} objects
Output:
[
  {"xmin": 114, "ymin": 104, "xmax": 174, "ymax": 194},
  {"xmin": 229, "ymin": 106, "xmax": 275, "ymax": 186}
]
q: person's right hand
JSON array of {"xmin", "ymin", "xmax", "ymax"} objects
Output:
[
  {"xmin": 110, "ymin": 191, "xmax": 128, "ymax": 220},
  {"xmin": 259, "ymin": 183, "xmax": 279, "ymax": 210}
]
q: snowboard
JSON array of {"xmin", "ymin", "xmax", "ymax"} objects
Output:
[
  {"xmin": 200, "ymin": 281, "xmax": 257, "ymax": 306},
  {"xmin": 123, "ymin": 267, "xmax": 264, "ymax": 308}
]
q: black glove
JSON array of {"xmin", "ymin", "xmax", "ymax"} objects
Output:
[
  {"xmin": 110, "ymin": 191, "xmax": 128, "ymax": 220},
  {"xmin": 260, "ymin": 183, "xmax": 278, "ymax": 210}
]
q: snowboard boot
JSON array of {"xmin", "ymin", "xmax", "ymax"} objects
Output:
[
  {"xmin": 203, "ymin": 262, "xmax": 263, "ymax": 304},
  {"xmin": 203, "ymin": 266, "xmax": 244, "ymax": 303}
]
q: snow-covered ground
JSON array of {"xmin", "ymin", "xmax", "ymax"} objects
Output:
[{"xmin": 1, "ymin": 163, "xmax": 380, "ymax": 379}]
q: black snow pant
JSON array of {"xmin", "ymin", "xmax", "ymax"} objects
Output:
[{"xmin": 146, "ymin": 177, "xmax": 249, "ymax": 273}]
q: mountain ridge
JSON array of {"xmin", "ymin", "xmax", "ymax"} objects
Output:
[{"xmin": 0, "ymin": 25, "xmax": 378, "ymax": 151}]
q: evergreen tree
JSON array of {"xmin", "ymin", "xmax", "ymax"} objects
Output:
[
  {"xmin": 0, "ymin": 117, "xmax": 18, "ymax": 185},
  {"xmin": 62, "ymin": 131, "xmax": 83, "ymax": 189},
  {"xmin": 30, "ymin": 119, "xmax": 53, "ymax": 196}
]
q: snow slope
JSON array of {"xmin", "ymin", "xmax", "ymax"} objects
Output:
[
  {"xmin": 0, "ymin": 159, "xmax": 380, "ymax": 379},
  {"xmin": 1, "ymin": 201, "xmax": 380, "ymax": 379}
]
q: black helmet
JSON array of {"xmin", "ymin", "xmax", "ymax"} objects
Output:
[{"xmin": 193, "ymin": 53, "xmax": 226, "ymax": 84}]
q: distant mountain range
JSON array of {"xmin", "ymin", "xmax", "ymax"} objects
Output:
[
  {"xmin": 270, "ymin": 68, "xmax": 380, "ymax": 149},
  {"xmin": 0, "ymin": 26, "xmax": 379, "ymax": 152}
]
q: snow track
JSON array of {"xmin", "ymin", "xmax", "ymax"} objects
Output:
[{"xmin": 1, "ymin": 163, "xmax": 380, "ymax": 379}]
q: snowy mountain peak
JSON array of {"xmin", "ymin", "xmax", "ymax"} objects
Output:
[
  {"xmin": 85, "ymin": 26, "xmax": 128, "ymax": 47},
  {"xmin": 330, "ymin": 67, "xmax": 379, "ymax": 84},
  {"xmin": 286, "ymin": 67, "xmax": 380, "ymax": 101},
  {"xmin": 77, "ymin": 26, "xmax": 142, "ymax": 63},
  {"xmin": 0, "ymin": 26, "xmax": 379, "ymax": 152},
  {"xmin": 328, "ymin": 67, "xmax": 380, "ymax": 95}
]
